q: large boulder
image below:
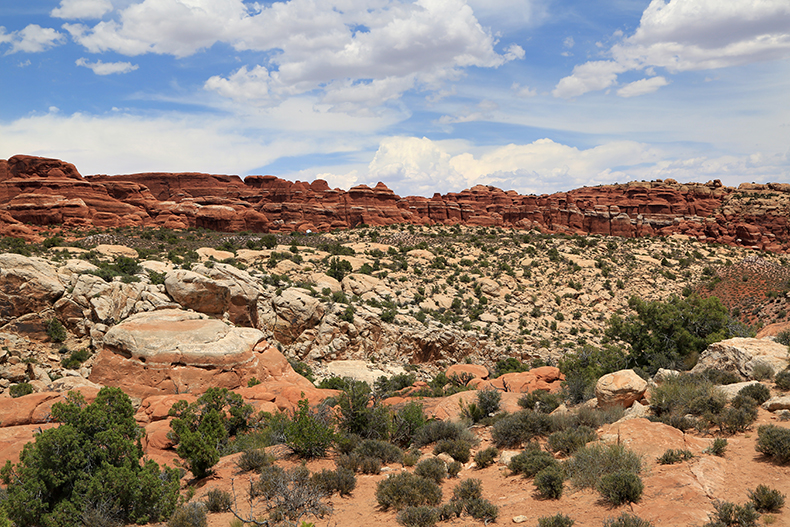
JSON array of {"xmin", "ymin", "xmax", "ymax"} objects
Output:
[
  {"xmin": 265, "ymin": 288, "xmax": 325, "ymax": 344},
  {"xmin": 164, "ymin": 269, "xmax": 231, "ymax": 315},
  {"xmin": 190, "ymin": 263, "xmax": 260, "ymax": 327},
  {"xmin": 0, "ymin": 254, "xmax": 64, "ymax": 323},
  {"xmin": 88, "ymin": 309, "xmax": 292, "ymax": 397},
  {"xmin": 595, "ymin": 369, "xmax": 648, "ymax": 409},
  {"xmin": 690, "ymin": 337, "xmax": 790, "ymax": 380}
]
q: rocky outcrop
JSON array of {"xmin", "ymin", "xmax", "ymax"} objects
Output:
[
  {"xmin": 690, "ymin": 337, "xmax": 790, "ymax": 380},
  {"xmin": 0, "ymin": 254, "xmax": 64, "ymax": 324},
  {"xmin": 2, "ymin": 155, "xmax": 790, "ymax": 252}
]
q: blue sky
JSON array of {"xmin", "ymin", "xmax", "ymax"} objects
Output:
[{"xmin": 1, "ymin": 0, "xmax": 788, "ymax": 197}]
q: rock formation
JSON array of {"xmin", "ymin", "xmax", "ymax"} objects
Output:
[{"xmin": 2, "ymin": 155, "xmax": 790, "ymax": 252}]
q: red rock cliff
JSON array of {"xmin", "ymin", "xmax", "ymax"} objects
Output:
[{"xmin": 1, "ymin": 155, "xmax": 789, "ymax": 252}]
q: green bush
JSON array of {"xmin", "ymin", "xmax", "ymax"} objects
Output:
[
  {"xmin": 327, "ymin": 257, "xmax": 353, "ymax": 281},
  {"xmin": 390, "ymin": 402, "xmax": 427, "ymax": 448},
  {"xmin": 705, "ymin": 437, "xmax": 728, "ymax": 456},
  {"xmin": 204, "ymin": 489, "xmax": 232, "ymax": 512},
  {"xmin": 603, "ymin": 513, "xmax": 654, "ymax": 527},
  {"xmin": 473, "ymin": 447, "xmax": 499, "ymax": 469},
  {"xmin": 508, "ymin": 444, "xmax": 558, "ymax": 478},
  {"xmin": 597, "ymin": 471, "xmax": 644, "ymax": 505},
  {"xmin": 756, "ymin": 425, "xmax": 790, "ymax": 463},
  {"xmin": 547, "ymin": 426, "xmax": 596, "ymax": 455},
  {"xmin": 396, "ymin": 506, "xmax": 439, "ymax": 527},
  {"xmin": 413, "ymin": 420, "xmax": 473, "ymax": 447},
  {"xmin": 703, "ymin": 500, "xmax": 759, "ymax": 527},
  {"xmin": 463, "ymin": 497, "xmax": 498, "ymax": 523},
  {"xmin": 403, "ymin": 451, "xmax": 420, "ymax": 467},
  {"xmin": 311, "ymin": 467, "xmax": 357, "ymax": 497},
  {"xmin": 534, "ymin": 465, "xmax": 564, "ymax": 499},
  {"xmin": 751, "ymin": 363, "xmax": 774, "ymax": 381},
  {"xmin": 451, "ymin": 478, "xmax": 482, "ymax": 501},
  {"xmin": 649, "ymin": 374, "xmax": 726, "ymax": 430},
  {"xmin": 9, "ymin": 383, "xmax": 33, "ymax": 398},
  {"xmin": 1, "ymin": 388, "xmax": 180, "ymax": 527},
  {"xmin": 748, "ymin": 484, "xmax": 785, "ymax": 513},
  {"xmin": 657, "ymin": 449, "xmax": 694, "ymax": 465},
  {"xmin": 337, "ymin": 380, "xmax": 390, "ymax": 440},
  {"xmin": 236, "ymin": 448, "xmax": 274, "ymax": 472},
  {"xmin": 559, "ymin": 345, "xmax": 627, "ymax": 404},
  {"xmin": 775, "ymin": 368, "xmax": 790, "ymax": 391},
  {"xmin": 491, "ymin": 410, "xmax": 552, "ymax": 448},
  {"xmin": 61, "ymin": 348, "xmax": 91, "ymax": 369},
  {"xmin": 414, "ymin": 457, "xmax": 447, "ymax": 484},
  {"xmin": 359, "ymin": 456, "xmax": 382, "ymax": 475},
  {"xmin": 718, "ymin": 404, "xmax": 757, "ymax": 434},
  {"xmin": 168, "ymin": 503, "xmax": 207, "ymax": 527},
  {"xmin": 565, "ymin": 443, "xmax": 642, "ymax": 490},
  {"xmin": 284, "ymin": 398, "xmax": 336, "ymax": 459},
  {"xmin": 538, "ymin": 513, "xmax": 575, "ymax": 527},
  {"xmin": 46, "ymin": 318, "xmax": 67, "ymax": 343},
  {"xmin": 737, "ymin": 383, "xmax": 770, "ymax": 404},
  {"xmin": 437, "ymin": 501, "xmax": 463, "ymax": 520},
  {"xmin": 518, "ymin": 390, "xmax": 563, "ymax": 413},
  {"xmin": 433, "ymin": 438, "xmax": 471, "ymax": 463},
  {"xmin": 447, "ymin": 460, "xmax": 462, "ymax": 478},
  {"xmin": 775, "ymin": 330, "xmax": 790, "ymax": 346},
  {"xmin": 375, "ymin": 473, "xmax": 442, "ymax": 510},
  {"xmin": 356, "ymin": 439, "xmax": 403, "ymax": 464},
  {"xmin": 249, "ymin": 465, "xmax": 330, "ymax": 525}
]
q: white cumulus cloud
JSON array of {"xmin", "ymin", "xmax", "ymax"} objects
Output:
[
  {"xmin": 51, "ymin": 0, "xmax": 114, "ymax": 19},
  {"xmin": 616, "ymin": 76, "xmax": 669, "ymax": 97},
  {"xmin": 0, "ymin": 24, "xmax": 66, "ymax": 54},
  {"xmin": 76, "ymin": 57, "xmax": 139, "ymax": 75},
  {"xmin": 555, "ymin": 0, "xmax": 790, "ymax": 98}
]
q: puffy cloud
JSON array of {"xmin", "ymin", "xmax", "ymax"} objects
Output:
[
  {"xmin": 0, "ymin": 24, "xmax": 66, "ymax": 54},
  {"xmin": 511, "ymin": 83, "xmax": 537, "ymax": 97},
  {"xmin": 616, "ymin": 76, "xmax": 669, "ymax": 97},
  {"xmin": 552, "ymin": 60, "xmax": 627, "ymax": 98},
  {"xmin": 76, "ymin": 57, "xmax": 139, "ymax": 75},
  {"xmin": 51, "ymin": 0, "xmax": 114, "ymax": 19},
  {"xmin": 555, "ymin": 0, "xmax": 790, "ymax": 97},
  {"xmin": 63, "ymin": 0, "xmax": 522, "ymax": 111}
]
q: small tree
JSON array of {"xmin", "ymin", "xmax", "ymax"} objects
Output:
[{"xmin": 326, "ymin": 257, "xmax": 353, "ymax": 281}]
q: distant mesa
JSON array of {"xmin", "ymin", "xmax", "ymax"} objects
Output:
[{"xmin": 1, "ymin": 154, "xmax": 789, "ymax": 253}]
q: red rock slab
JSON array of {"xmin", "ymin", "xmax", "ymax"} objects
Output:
[
  {"xmin": 528, "ymin": 366, "xmax": 564, "ymax": 383},
  {"xmin": 144, "ymin": 418, "xmax": 176, "ymax": 450},
  {"xmin": 430, "ymin": 391, "xmax": 524, "ymax": 421},
  {"xmin": 0, "ymin": 423, "xmax": 58, "ymax": 466},
  {"xmin": 446, "ymin": 364, "xmax": 489, "ymax": 382},
  {"xmin": 136, "ymin": 394, "xmax": 199, "ymax": 423}
]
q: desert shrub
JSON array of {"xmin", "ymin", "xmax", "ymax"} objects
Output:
[
  {"xmin": 698, "ymin": 368, "xmax": 742, "ymax": 385},
  {"xmin": 573, "ymin": 406, "xmax": 624, "ymax": 428},
  {"xmin": 703, "ymin": 500, "xmax": 759, "ymax": 527},
  {"xmin": 463, "ymin": 388, "xmax": 501, "ymax": 423},
  {"xmin": 718, "ymin": 404, "xmax": 758, "ymax": 434},
  {"xmin": 326, "ymin": 257, "xmax": 353, "ymax": 281},
  {"xmin": 336, "ymin": 380, "xmax": 390, "ymax": 440},
  {"xmin": 705, "ymin": 437, "xmax": 728, "ymax": 456},
  {"xmin": 375, "ymin": 473, "xmax": 442, "ymax": 510},
  {"xmin": 597, "ymin": 471, "xmax": 644, "ymax": 505},
  {"xmin": 447, "ymin": 460, "xmax": 462, "ymax": 478},
  {"xmin": 508, "ymin": 444, "xmax": 558, "ymax": 478},
  {"xmin": 518, "ymin": 390, "xmax": 563, "ymax": 413},
  {"xmin": 756, "ymin": 425, "xmax": 790, "ymax": 463},
  {"xmin": 61, "ymin": 347, "xmax": 91, "ymax": 369},
  {"xmin": 603, "ymin": 513, "xmax": 654, "ymax": 527},
  {"xmin": 538, "ymin": 513, "xmax": 575, "ymax": 527},
  {"xmin": 402, "ymin": 451, "xmax": 420, "ymax": 467},
  {"xmin": 751, "ymin": 363, "xmax": 774, "ymax": 381},
  {"xmin": 44, "ymin": 317, "xmax": 67, "ymax": 344},
  {"xmin": 433, "ymin": 438, "xmax": 471, "ymax": 463},
  {"xmin": 284, "ymin": 398, "xmax": 335, "ymax": 459},
  {"xmin": 657, "ymin": 449, "xmax": 694, "ymax": 465},
  {"xmin": 437, "ymin": 501, "xmax": 463, "ymax": 520},
  {"xmin": 473, "ymin": 447, "xmax": 499, "ymax": 469},
  {"xmin": 748, "ymin": 484, "xmax": 785, "ymax": 513},
  {"xmin": 335, "ymin": 453, "xmax": 361, "ymax": 473},
  {"xmin": 606, "ymin": 294, "xmax": 746, "ymax": 375},
  {"xmin": 247, "ymin": 465, "xmax": 331, "ymax": 525},
  {"xmin": 204, "ymin": 489, "xmax": 232, "ymax": 512},
  {"xmin": 649, "ymin": 374, "xmax": 726, "ymax": 430},
  {"xmin": 414, "ymin": 458, "xmax": 447, "ymax": 484},
  {"xmin": 464, "ymin": 498, "xmax": 498, "ymax": 523},
  {"xmin": 9, "ymin": 383, "xmax": 33, "ymax": 398},
  {"xmin": 451, "ymin": 478, "xmax": 483, "ymax": 501},
  {"xmin": 391, "ymin": 402, "xmax": 427, "ymax": 448},
  {"xmin": 547, "ymin": 426, "xmax": 596, "ymax": 455},
  {"xmin": 775, "ymin": 368, "xmax": 790, "ymax": 391},
  {"xmin": 359, "ymin": 456, "xmax": 382, "ymax": 475},
  {"xmin": 355, "ymin": 439, "xmax": 403, "ymax": 464},
  {"xmin": 0, "ymin": 388, "xmax": 180, "ymax": 527},
  {"xmin": 236, "ymin": 448, "xmax": 274, "ymax": 473},
  {"xmin": 775, "ymin": 330, "xmax": 790, "ymax": 346},
  {"xmin": 310, "ymin": 467, "xmax": 356, "ymax": 497},
  {"xmin": 168, "ymin": 502, "xmax": 207, "ymax": 527},
  {"xmin": 738, "ymin": 383, "xmax": 771, "ymax": 404},
  {"xmin": 534, "ymin": 465, "xmax": 564, "ymax": 499},
  {"xmin": 396, "ymin": 506, "xmax": 439, "ymax": 527},
  {"xmin": 559, "ymin": 345, "xmax": 627, "ymax": 404},
  {"xmin": 491, "ymin": 410, "xmax": 552, "ymax": 448},
  {"xmin": 565, "ymin": 443, "xmax": 642, "ymax": 490},
  {"xmin": 413, "ymin": 420, "xmax": 473, "ymax": 447}
]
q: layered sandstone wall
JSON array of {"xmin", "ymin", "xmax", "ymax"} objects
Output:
[{"xmin": 2, "ymin": 154, "xmax": 789, "ymax": 252}]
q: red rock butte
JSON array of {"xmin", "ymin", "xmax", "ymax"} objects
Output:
[{"xmin": 2, "ymin": 154, "xmax": 790, "ymax": 252}]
